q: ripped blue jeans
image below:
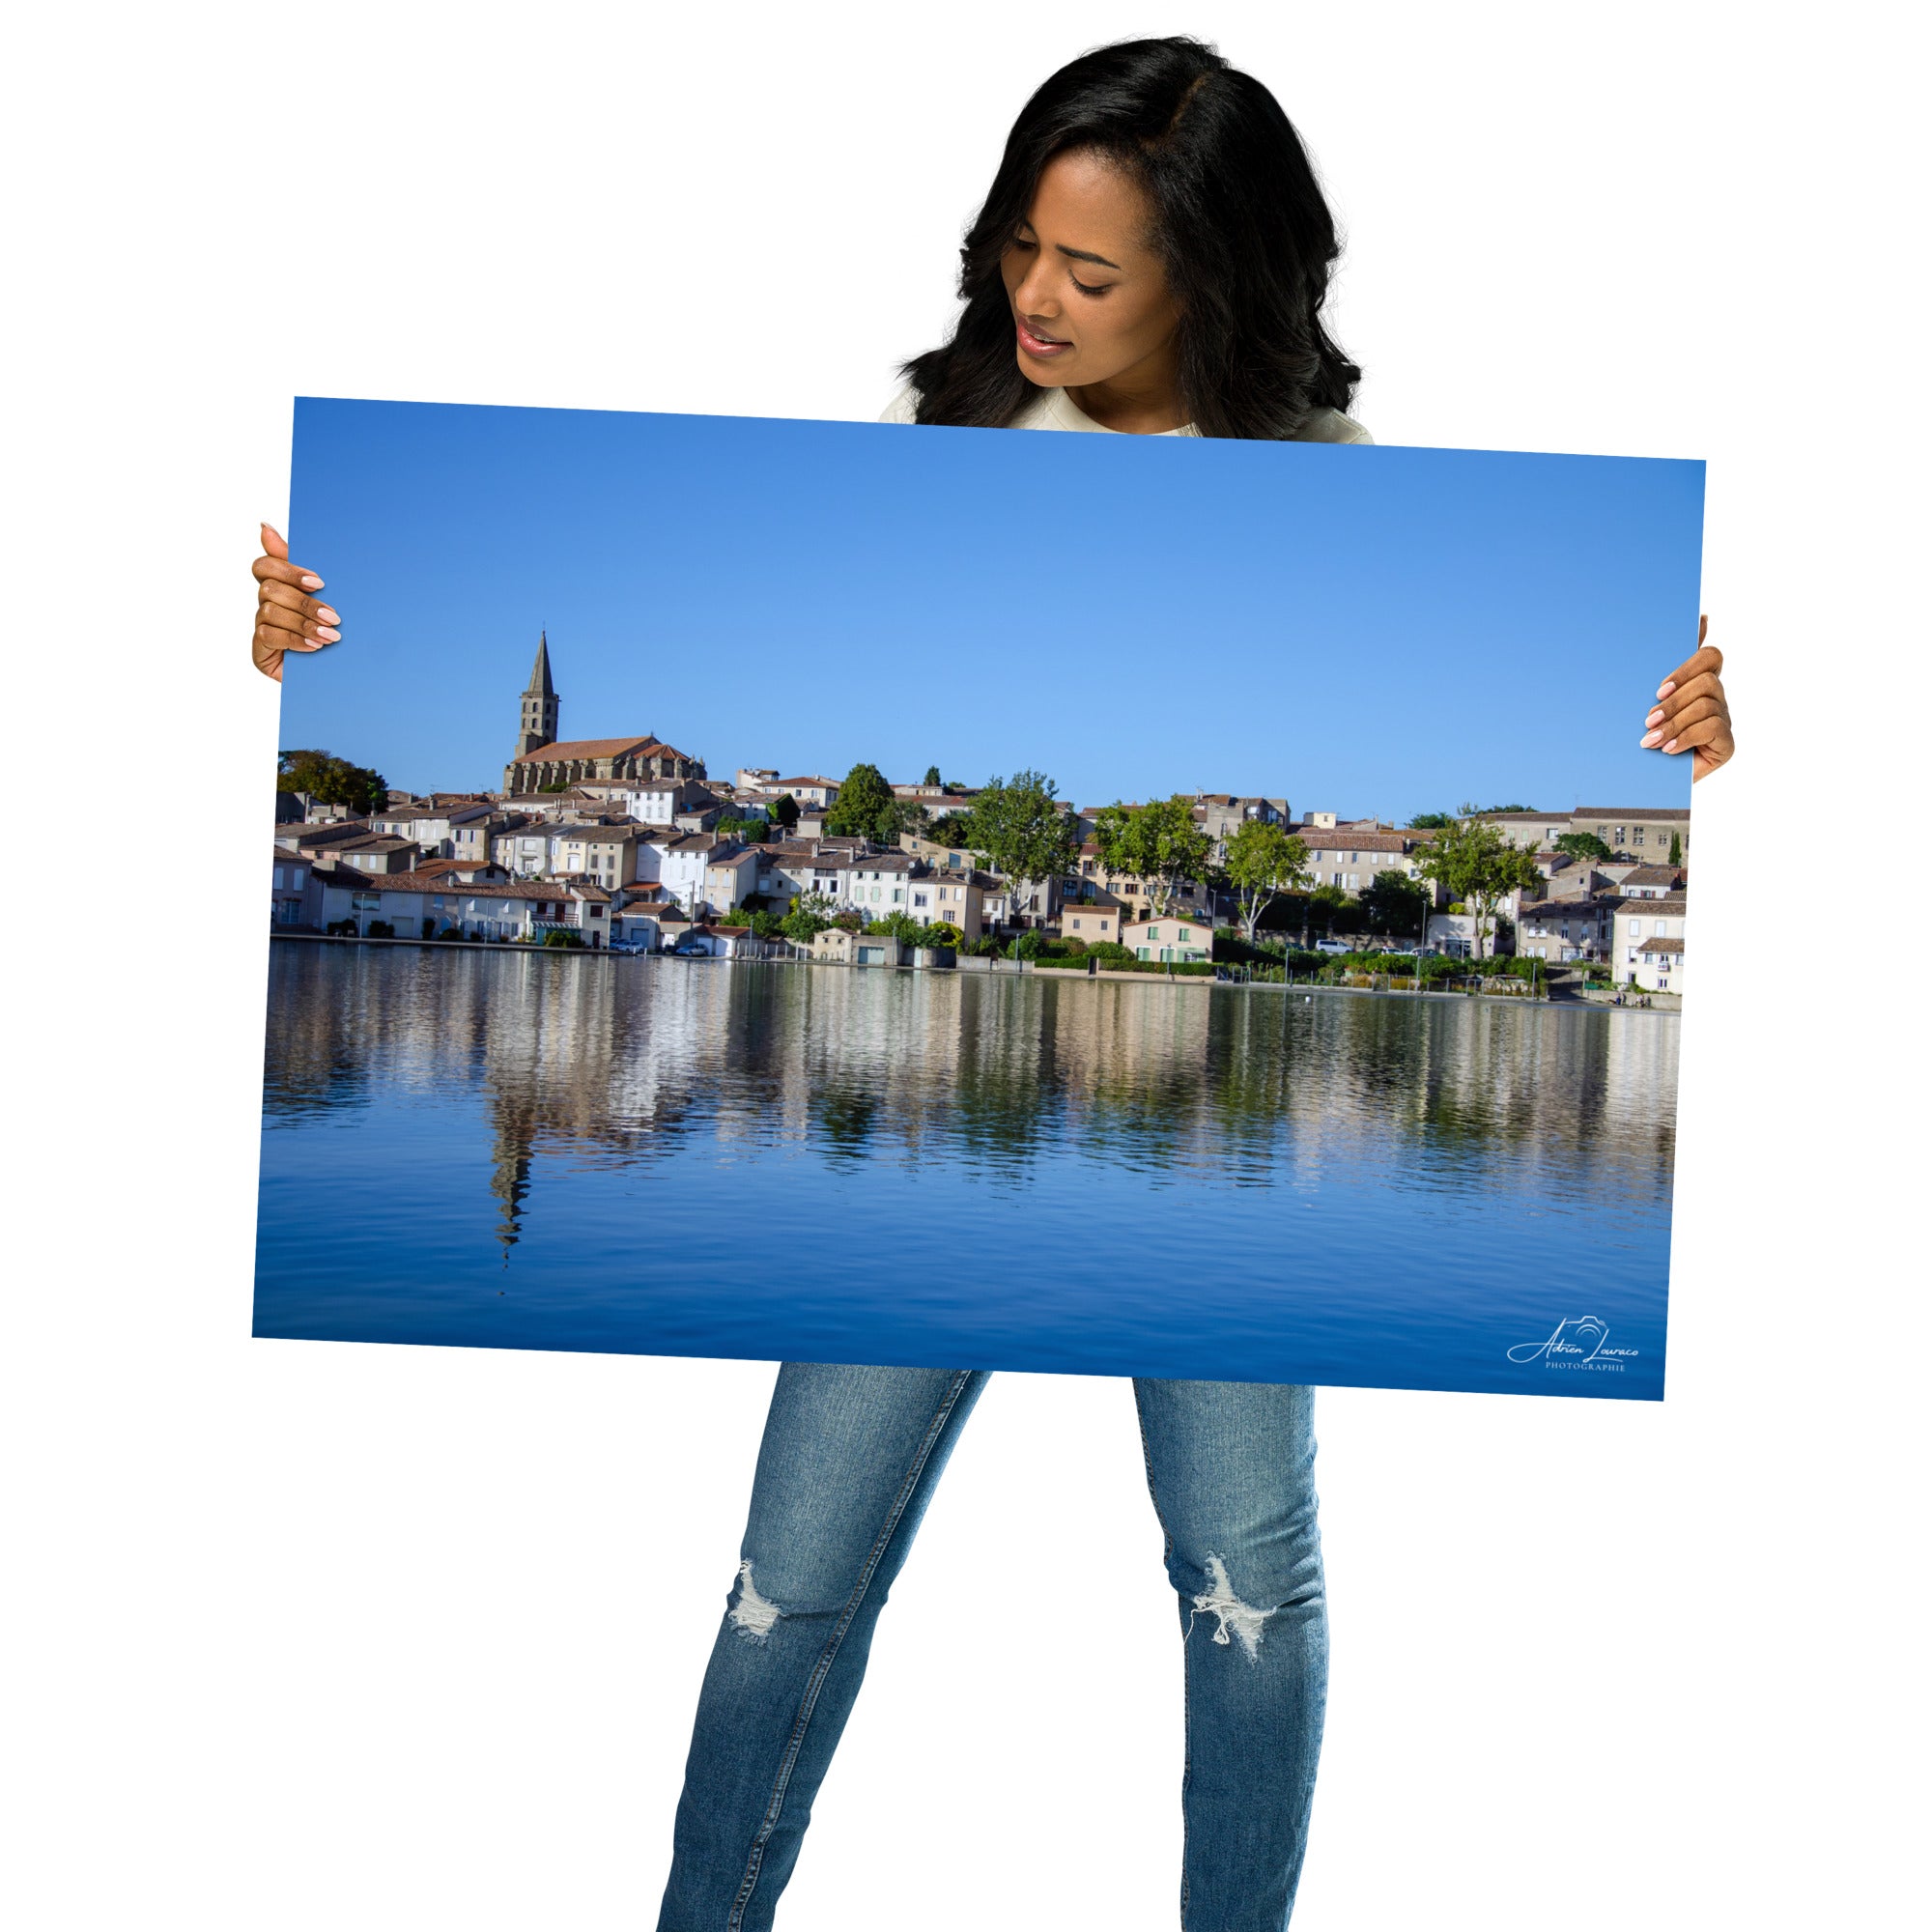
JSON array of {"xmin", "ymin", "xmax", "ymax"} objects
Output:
[{"xmin": 657, "ymin": 1365, "xmax": 1326, "ymax": 1932}]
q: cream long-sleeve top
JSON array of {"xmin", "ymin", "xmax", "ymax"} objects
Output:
[{"xmin": 877, "ymin": 381, "xmax": 1373, "ymax": 442}]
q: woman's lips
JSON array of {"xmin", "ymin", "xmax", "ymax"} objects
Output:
[{"xmin": 1016, "ymin": 316, "xmax": 1072, "ymax": 358}]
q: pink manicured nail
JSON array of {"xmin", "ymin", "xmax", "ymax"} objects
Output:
[
  {"xmin": 314, "ymin": 625, "xmax": 340, "ymax": 641},
  {"xmin": 1645, "ymin": 707, "xmax": 1664, "ymax": 725},
  {"xmin": 1662, "ymin": 738, "xmax": 1679, "ymax": 753},
  {"xmin": 1655, "ymin": 680, "xmax": 1675, "ymax": 698},
  {"xmin": 300, "ymin": 574, "xmax": 323, "ymax": 589},
  {"xmin": 315, "ymin": 605, "xmax": 339, "ymax": 623},
  {"xmin": 1641, "ymin": 731, "xmax": 1662, "ymax": 747}
]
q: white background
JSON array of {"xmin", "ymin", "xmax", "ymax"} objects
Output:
[{"xmin": 4, "ymin": 4, "xmax": 1925, "ymax": 1927}]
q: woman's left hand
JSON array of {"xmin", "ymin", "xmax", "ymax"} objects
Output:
[{"xmin": 1642, "ymin": 614, "xmax": 1734, "ymax": 781}]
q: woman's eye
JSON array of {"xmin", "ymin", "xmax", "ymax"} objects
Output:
[{"xmin": 1070, "ymin": 275, "xmax": 1111, "ymax": 297}]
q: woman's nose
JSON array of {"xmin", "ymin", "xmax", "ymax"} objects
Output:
[{"xmin": 1012, "ymin": 262, "xmax": 1060, "ymax": 321}]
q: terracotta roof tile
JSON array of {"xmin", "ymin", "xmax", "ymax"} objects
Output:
[{"xmin": 513, "ymin": 735, "xmax": 693, "ymax": 764}]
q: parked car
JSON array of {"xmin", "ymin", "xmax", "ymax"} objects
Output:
[
  {"xmin": 608, "ymin": 938, "xmax": 650, "ymax": 955},
  {"xmin": 1315, "ymin": 938, "xmax": 1351, "ymax": 955}
]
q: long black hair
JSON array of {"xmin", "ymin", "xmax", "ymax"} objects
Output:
[{"xmin": 900, "ymin": 37, "xmax": 1360, "ymax": 440}]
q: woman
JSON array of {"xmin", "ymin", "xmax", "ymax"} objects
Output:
[{"xmin": 249, "ymin": 38, "xmax": 1733, "ymax": 1929}]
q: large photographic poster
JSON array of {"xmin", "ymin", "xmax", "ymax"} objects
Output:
[{"xmin": 260, "ymin": 400, "xmax": 1701, "ymax": 1399}]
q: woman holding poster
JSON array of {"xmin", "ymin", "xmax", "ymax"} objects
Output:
[{"xmin": 247, "ymin": 37, "xmax": 1732, "ymax": 1932}]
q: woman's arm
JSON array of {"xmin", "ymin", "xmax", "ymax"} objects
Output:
[
  {"xmin": 251, "ymin": 523, "xmax": 338, "ymax": 682},
  {"xmin": 1643, "ymin": 615, "xmax": 1734, "ymax": 781}
]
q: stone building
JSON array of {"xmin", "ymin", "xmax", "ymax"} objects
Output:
[{"xmin": 499, "ymin": 633, "xmax": 705, "ymax": 795}]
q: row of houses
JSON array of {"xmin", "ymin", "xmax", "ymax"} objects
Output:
[{"xmin": 273, "ymin": 764, "xmax": 1690, "ymax": 989}]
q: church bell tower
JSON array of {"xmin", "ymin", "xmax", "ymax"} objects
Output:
[{"xmin": 514, "ymin": 631, "xmax": 560, "ymax": 758}]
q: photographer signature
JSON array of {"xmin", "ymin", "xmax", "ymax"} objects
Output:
[{"xmin": 1507, "ymin": 1316, "xmax": 1640, "ymax": 1369}]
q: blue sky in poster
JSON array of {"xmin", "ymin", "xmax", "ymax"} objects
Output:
[{"xmin": 280, "ymin": 399, "xmax": 1702, "ymax": 818}]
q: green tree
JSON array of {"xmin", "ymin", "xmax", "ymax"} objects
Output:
[
  {"xmin": 1415, "ymin": 818, "xmax": 1542, "ymax": 957},
  {"xmin": 922, "ymin": 764, "xmax": 943, "ymax": 786},
  {"xmin": 277, "ymin": 748, "xmax": 389, "ymax": 815},
  {"xmin": 1668, "ymin": 831, "xmax": 1683, "ymax": 867},
  {"xmin": 779, "ymin": 891, "xmax": 837, "ymax": 943},
  {"xmin": 1360, "ymin": 869, "xmax": 1432, "ymax": 943},
  {"xmin": 1223, "ymin": 821, "xmax": 1313, "ymax": 944},
  {"xmin": 1092, "ymin": 795, "xmax": 1213, "ymax": 918},
  {"xmin": 1554, "ymin": 831, "xmax": 1614, "ymax": 864},
  {"xmin": 886, "ymin": 796, "xmax": 931, "ymax": 843},
  {"xmin": 866, "ymin": 910, "xmax": 925, "ymax": 945},
  {"xmin": 1303, "ymin": 882, "xmax": 1350, "ymax": 947},
  {"xmin": 928, "ymin": 810, "xmax": 977, "ymax": 845},
  {"xmin": 825, "ymin": 762, "xmax": 898, "ymax": 841},
  {"xmin": 1406, "ymin": 810, "xmax": 1456, "ymax": 830},
  {"xmin": 964, "ymin": 770, "xmax": 1077, "ymax": 929},
  {"xmin": 770, "ymin": 792, "xmax": 801, "ymax": 831}
]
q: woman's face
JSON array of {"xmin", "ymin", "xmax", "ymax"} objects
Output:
[{"xmin": 999, "ymin": 148, "xmax": 1180, "ymax": 392}]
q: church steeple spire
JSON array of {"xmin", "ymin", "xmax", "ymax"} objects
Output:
[
  {"xmin": 512, "ymin": 630, "xmax": 560, "ymax": 761},
  {"xmin": 527, "ymin": 630, "xmax": 555, "ymax": 701}
]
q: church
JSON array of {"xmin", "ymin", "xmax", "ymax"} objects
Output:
[{"xmin": 500, "ymin": 633, "xmax": 705, "ymax": 795}]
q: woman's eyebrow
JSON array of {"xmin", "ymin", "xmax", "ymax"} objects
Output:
[{"xmin": 1056, "ymin": 243, "xmax": 1122, "ymax": 270}]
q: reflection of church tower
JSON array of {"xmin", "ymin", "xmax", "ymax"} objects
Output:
[
  {"xmin": 513, "ymin": 632, "xmax": 560, "ymax": 758},
  {"xmin": 487, "ymin": 1091, "xmax": 537, "ymax": 1262}
]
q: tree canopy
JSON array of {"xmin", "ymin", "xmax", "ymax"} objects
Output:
[
  {"xmin": 769, "ymin": 792, "xmax": 801, "ymax": 830},
  {"xmin": 964, "ymin": 770, "xmax": 1076, "ymax": 923},
  {"xmin": 1359, "ymin": 869, "xmax": 1432, "ymax": 940},
  {"xmin": 1406, "ymin": 810, "xmax": 1456, "ymax": 830},
  {"xmin": 865, "ymin": 910, "xmax": 925, "ymax": 945},
  {"xmin": 922, "ymin": 764, "xmax": 942, "ymax": 786},
  {"xmin": 779, "ymin": 892, "xmax": 837, "ymax": 942},
  {"xmin": 1093, "ymin": 796, "xmax": 1213, "ymax": 918},
  {"xmin": 277, "ymin": 748, "xmax": 389, "ymax": 815},
  {"xmin": 1554, "ymin": 831, "xmax": 1614, "ymax": 864},
  {"xmin": 824, "ymin": 762, "xmax": 897, "ymax": 841},
  {"xmin": 1223, "ymin": 821, "xmax": 1312, "ymax": 942},
  {"xmin": 1415, "ymin": 819, "xmax": 1542, "ymax": 956}
]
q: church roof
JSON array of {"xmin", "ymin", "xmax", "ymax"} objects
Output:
[
  {"xmin": 513, "ymin": 735, "xmax": 675, "ymax": 764},
  {"xmin": 526, "ymin": 632, "xmax": 555, "ymax": 699}
]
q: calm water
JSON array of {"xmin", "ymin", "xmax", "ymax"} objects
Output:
[{"xmin": 255, "ymin": 945, "xmax": 1679, "ymax": 1399}]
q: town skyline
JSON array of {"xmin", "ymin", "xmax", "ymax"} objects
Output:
[
  {"xmin": 280, "ymin": 399, "xmax": 1703, "ymax": 818},
  {"xmin": 274, "ymin": 643, "xmax": 1694, "ymax": 998}
]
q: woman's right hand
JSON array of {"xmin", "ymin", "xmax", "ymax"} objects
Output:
[{"xmin": 251, "ymin": 522, "xmax": 339, "ymax": 682}]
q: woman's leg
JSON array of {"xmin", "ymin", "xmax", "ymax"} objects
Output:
[
  {"xmin": 1132, "ymin": 1378, "xmax": 1327, "ymax": 1932},
  {"xmin": 657, "ymin": 1362, "xmax": 988, "ymax": 1932}
]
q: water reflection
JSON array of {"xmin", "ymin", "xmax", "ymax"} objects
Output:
[{"xmin": 263, "ymin": 945, "xmax": 1678, "ymax": 1247}]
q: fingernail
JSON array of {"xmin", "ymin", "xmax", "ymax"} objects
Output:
[
  {"xmin": 315, "ymin": 605, "xmax": 338, "ymax": 623},
  {"xmin": 314, "ymin": 626, "xmax": 341, "ymax": 641},
  {"xmin": 300, "ymin": 574, "xmax": 324, "ymax": 589},
  {"xmin": 1656, "ymin": 681, "xmax": 1675, "ymax": 698},
  {"xmin": 1662, "ymin": 739, "xmax": 1679, "ymax": 753},
  {"xmin": 1641, "ymin": 730, "xmax": 1662, "ymax": 747},
  {"xmin": 1645, "ymin": 708, "xmax": 1664, "ymax": 725}
]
